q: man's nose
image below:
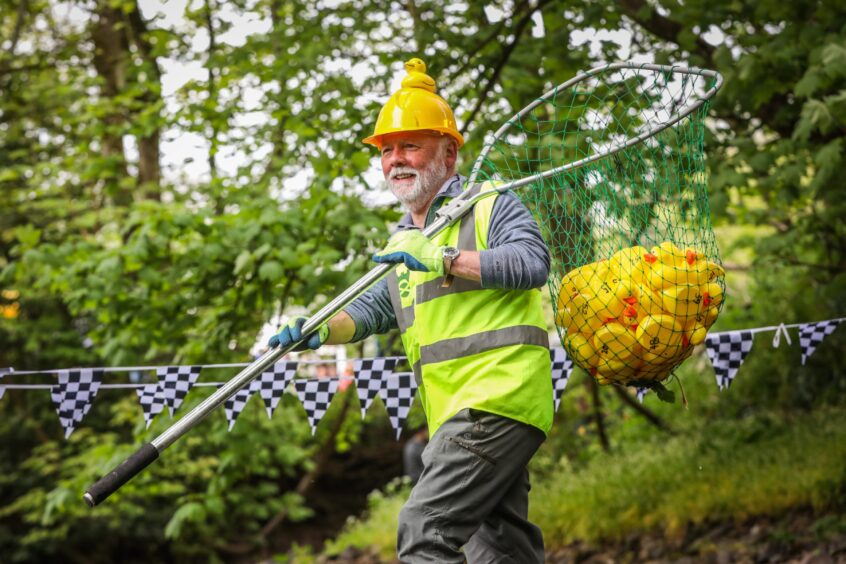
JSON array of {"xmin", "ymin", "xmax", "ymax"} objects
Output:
[{"xmin": 387, "ymin": 148, "xmax": 407, "ymax": 168}]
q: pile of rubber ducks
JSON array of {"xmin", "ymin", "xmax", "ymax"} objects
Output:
[{"xmin": 556, "ymin": 241, "xmax": 725, "ymax": 385}]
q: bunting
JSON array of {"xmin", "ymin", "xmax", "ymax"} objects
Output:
[
  {"xmin": 705, "ymin": 331, "xmax": 754, "ymax": 390},
  {"xmin": 223, "ymin": 381, "xmax": 258, "ymax": 431},
  {"xmin": 353, "ymin": 358, "xmax": 397, "ymax": 417},
  {"xmin": 294, "ymin": 377, "xmax": 339, "ymax": 435},
  {"xmin": 136, "ymin": 383, "xmax": 168, "ymax": 429},
  {"xmin": 799, "ymin": 320, "xmax": 841, "ymax": 365},
  {"xmin": 50, "ymin": 369, "xmax": 102, "ymax": 438},
  {"xmin": 254, "ymin": 361, "xmax": 298, "ymax": 418},
  {"xmin": 157, "ymin": 365, "xmax": 202, "ymax": 413},
  {"xmin": 550, "ymin": 348, "xmax": 573, "ymax": 412},
  {"xmin": 4, "ymin": 316, "xmax": 843, "ymax": 440},
  {"xmin": 378, "ymin": 372, "xmax": 418, "ymax": 439}
]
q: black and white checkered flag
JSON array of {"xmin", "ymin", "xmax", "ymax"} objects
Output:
[
  {"xmin": 377, "ymin": 372, "xmax": 418, "ymax": 440},
  {"xmin": 50, "ymin": 369, "xmax": 102, "ymax": 438},
  {"xmin": 294, "ymin": 378, "xmax": 339, "ymax": 435},
  {"xmin": 136, "ymin": 383, "xmax": 168, "ymax": 429},
  {"xmin": 254, "ymin": 361, "xmax": 298, "ymax": 418},
  {"xmin": 550, "ymin": 348, "xmax": 573, "ymax": 413},
  {"xmin": 799, "ymin": 320, "xmax": 841, "ymax": 365},
  {"xmin": 221, "ymin": 380, "xmax": 259, "ymax": 431},
  {"xmin": 705, "ymin": 331, "xmax": 754, "ymax": 390},
  {"xmin": 353, "ymin": 358, "xmax": 397, "ymax": 418},
  {"xmin": 156, "ymin": 366, "xmax": 202, "ymax": 413}
]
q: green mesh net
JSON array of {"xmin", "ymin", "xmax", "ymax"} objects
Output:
[{"xmin": 469, "ymin": 64, "xmax": 724, "ymax": 386}]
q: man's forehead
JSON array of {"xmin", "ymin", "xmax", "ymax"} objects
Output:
[{"xmin": 380, "ymin": 130, "xmax": 445, "ymax": 147}]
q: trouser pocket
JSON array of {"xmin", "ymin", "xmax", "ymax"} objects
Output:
[{"xmin": 446, "ymin": 436, "xmax": 498, "ymax": 466}]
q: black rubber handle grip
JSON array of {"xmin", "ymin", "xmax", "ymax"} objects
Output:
[{"xmin": 83, "ymin": 442, "xmax": 159, "ymax": 507}]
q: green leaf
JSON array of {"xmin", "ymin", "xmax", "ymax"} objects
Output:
[
  {"xmin": 233, "ymin": 250, "xmax": 254, "ymax": 276},
  {"xmin": 164, "ymin": 502, "xmax": 207, "ymax": 539},
  {"xmin": 258, "ymin": 260, "xmax": 284, "ymax": 281},
  {"xmin": 822, "ymin": 43, "xmax": 846, "ymax": 77},
  {"xmin": 793, "ymin": 99, "xmax": 833, "ymax": 141},
  {"xmin": 13, "ymin": 225, "xmax": 42, "ymax": 249},
  {"xmin": 653, "ymin": 382, "xmax": 675, "ymax": 404},
  {"xmin": 794, "ymin": 68, "xmax": 822, "ymax": 98}
]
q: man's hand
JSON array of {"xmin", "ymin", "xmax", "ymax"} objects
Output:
[
  {"xmin": 372, "ymin": 230, "xmax": 444, "ymax": 274},
  {"xmin": 268, "ymin": 316, "xmax": 329, "ymax": 351}
]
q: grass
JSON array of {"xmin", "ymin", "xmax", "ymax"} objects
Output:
[{"xmin": 320, "ymin": 405, "xmax": 846, "ymax": 559}]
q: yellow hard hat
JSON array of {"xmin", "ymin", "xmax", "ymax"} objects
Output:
[{"xmin": 362, "ymin": 58, "xmax": 465, "ymax": 149}]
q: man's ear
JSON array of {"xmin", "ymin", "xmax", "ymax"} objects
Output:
[{"xmin": 444, "ymin": 139, "xmax": 458, "ymax": 170}]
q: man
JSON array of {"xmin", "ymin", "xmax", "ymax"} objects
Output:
[{"xmin": 269, "ymin": 59, "xmax": 553, "ymax": 563}]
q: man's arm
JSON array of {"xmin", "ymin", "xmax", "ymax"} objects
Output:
[
  {"xmin": 324, "ymin": 311, "xmax": 356, "ymax": 344},
  {"xmin": 478, "ymin": 191, "xmax": 550, "ymax": 290},
  {"xmin": 435, "ymin": 192, "xmax": 549, "ymax": 288},
  {"xmin": 333, "ymin": 278, "xmax": 398, "ymax": 343}
]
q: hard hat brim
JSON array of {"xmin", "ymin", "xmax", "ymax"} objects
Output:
[{"xmin": 362, "ymin": 127, "xmax": 465, "ymax": 149}]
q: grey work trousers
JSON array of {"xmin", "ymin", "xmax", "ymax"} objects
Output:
[{"xmin": 396, "ymin": 408, "xmax": 546, "ymax": 563}]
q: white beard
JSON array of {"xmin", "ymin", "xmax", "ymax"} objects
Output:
[{"xmin": 386, "ymin": 158, "xmax": 448, "ymax": 213}]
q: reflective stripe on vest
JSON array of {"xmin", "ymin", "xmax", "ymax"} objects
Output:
[{"xmin": 419, "ymin": 325, "xmax": 549, "ymax": 365}]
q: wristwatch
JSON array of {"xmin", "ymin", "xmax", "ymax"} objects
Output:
[{"xmin": 442, "ymin": 246, "xmax": 460, "ymax": 288}]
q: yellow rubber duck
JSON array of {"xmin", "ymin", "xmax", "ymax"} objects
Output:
[{"xmin": 401, "ymin": 58, "xmax": 436, "ymax": 92}]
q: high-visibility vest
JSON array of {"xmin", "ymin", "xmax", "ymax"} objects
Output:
[{"xmin": 386, "ymin": 183, "xmax": 553, "ymax": 437}]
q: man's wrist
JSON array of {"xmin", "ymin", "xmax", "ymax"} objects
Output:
[{"xmin": 441, "ymin": 246, "xmax": 460, "ymax": 286}]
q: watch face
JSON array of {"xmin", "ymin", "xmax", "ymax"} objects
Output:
[{"xmin": 443, "ymin": 247, "xmax": 460, "ymax": 259}]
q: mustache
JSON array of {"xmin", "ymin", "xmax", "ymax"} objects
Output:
[{"xmin": 389, "ymin": 167, "xmax": 419, "ymax": 180}]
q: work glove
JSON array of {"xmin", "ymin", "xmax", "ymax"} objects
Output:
[
  {"xmin": 268, "ymin": 316, "xmax": 329, "ymax": 351},
  {"xmin": 372, "ymin": 229, "xmax": 444, "ymax": 274}
]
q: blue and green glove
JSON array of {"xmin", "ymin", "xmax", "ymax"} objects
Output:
[
  {"xmin": 268, "ymin": 316, "xmax": 329, "ymax": 351},
  {"xmin": 372, "ymin": 229, "xmax": 444, "ymax": 274}
]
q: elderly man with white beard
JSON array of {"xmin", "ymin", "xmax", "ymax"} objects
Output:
[{"xmin": 269, "ymin": 59, "xmax": 553, "ymax": 563}]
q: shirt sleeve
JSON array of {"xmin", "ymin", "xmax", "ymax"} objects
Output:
[
  {"xmin": 343, "ymin": 277, "xmax": 398, "ymax": 342},
  {"xmin": 479, "ymin": 191, "xmax": 551, "ymax": 290}
]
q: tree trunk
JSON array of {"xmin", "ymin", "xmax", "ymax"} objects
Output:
[
  {"xmin": 127, "ymin": 1, "xmax": 162, "ymax": 196},
  {"xmin": 90, "ymin": 0, "xmax": 130, "ymax": 205}
]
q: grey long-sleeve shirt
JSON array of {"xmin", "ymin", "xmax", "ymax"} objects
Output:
[{"xmin": 344, "ymin": 174, "xmax": 550, "ymax": 342}]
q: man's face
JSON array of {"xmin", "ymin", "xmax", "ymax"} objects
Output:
[{"xmin": 379, "ymin": 131, "xmax": 456, "ymax": 212}]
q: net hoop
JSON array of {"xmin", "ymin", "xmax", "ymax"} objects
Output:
[{"xmin": 465, "ymin": 62, "xmax": 723, "ymax": 191}]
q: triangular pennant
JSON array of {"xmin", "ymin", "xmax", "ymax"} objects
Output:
[
  {"xmin": 156, "ymin": 366, "xmax": 202, "ymax": 413},
  {"xmin": 550, "ymin": 348, "xmax": 573, "ymax": 412},
  {"xmin": 50, "ymin": 369, "xmax": 102, "ymax": 438},
  {"xmin": 136, "ymin": 383, "xmax": 168, "ymax": 429},
  {"xmin": 705, "ymin": 331, "xmax": 754, "ymax": 390},
  {"xmin": 377, "ymin": 372, "xmax": 418, "ymax": 440},
  {"xmin": 799, "ymin": 320, "xmax": 841, "ymax": 365},
  {"xmin": 222, "ymin": 380, "xmax": 258, "ymax": 432},
  {"xmin": 255, "ymin": 361, "xmax": 298, "ymax": 418},
  {"xmin": 635, "ymin": 387, "xmax": 648, "ymax": 403},
  {"xmin": 294, "ymin": 377, "xmax": 339, "ymax": 435},
  {"xmin": 353, "ymin": 358, "xmax": 397, "ymax": 418}
]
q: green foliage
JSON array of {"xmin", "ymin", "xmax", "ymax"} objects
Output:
[
  {"xmin": 322, "ymin": 478, "xmax": 412, "ymax": 561},
  {"xmin": 533, "ymin": 406, "xmax": 846, "ymax": 544}
]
